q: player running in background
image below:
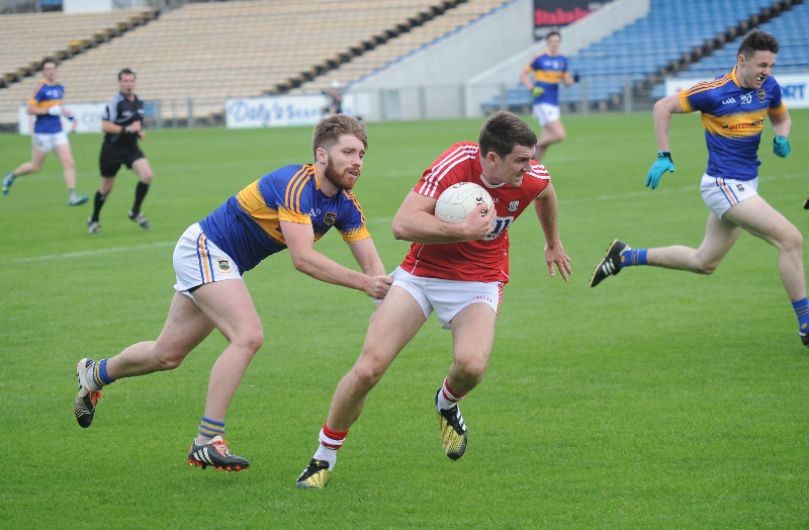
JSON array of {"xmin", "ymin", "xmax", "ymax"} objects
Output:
[
  {"xmin": 296, "ymin": 111, "xmax": 571, "ymax": 489},
  {"xmin": 520, "ymin": 30, "xmax": 578, "ymax": 163},
  {"xmin": 73, "ymin": 115, "xmax": 392, "ymax": 471},
  {"xmin": 87, "ymin": 68, "xmax": 154, "ymax": 234},
  {"xmin": 590, "ymin": 30, "xmax": 808, "ymax": 348},
  {"xmin": 3, "ymin": 57, "xmax": 87, "ymax": 206}
]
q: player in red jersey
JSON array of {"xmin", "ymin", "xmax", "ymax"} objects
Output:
[{"xmin": 297, "ymin": 111, "xmax": 571, "ymax": 489}]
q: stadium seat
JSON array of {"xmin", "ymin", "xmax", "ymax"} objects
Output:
[{"xmin": 482, "ymin": 0, "xmax": 797, "ymax": 113}]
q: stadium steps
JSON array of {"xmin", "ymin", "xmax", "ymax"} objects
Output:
[
  {"xmin": 633, "ymin": 0, "xmax": 803, "ymax": 108},
  {"xmin": 0, "ymin": 9, "xmax": 158, "ymax": 89},
  {"xmin": 262, "ymin": 0, "xmax": 467, "ymax": 96},
  {"xmin": 288, "ymin": 0, "xmax": 513, "ymax": 97},
  {"xmin": 483, "ymin": 0, "xmax": 800, "ymax": 115},
  {"xmin": 647, "ymin": 0, "xmax": 809, "ymax": 100},
  {"xmin": 0, "ymin": 0, "xmax": 471, "ymax": 128}
]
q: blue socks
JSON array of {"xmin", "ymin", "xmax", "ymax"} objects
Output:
[
  {"xmin": 792, "ymin": 298, "xmax": 809, "ymax": 335},
  {"xmin": 620, "ymin": 248, "xmax": 648, "ymax": 268},
  {"xmin": 198, "ymin": 416, "xmax": 225, "ymax": 442},
  {"xmin": 93, "ymin": 358, "xmax": 115, "ymax": 387}
]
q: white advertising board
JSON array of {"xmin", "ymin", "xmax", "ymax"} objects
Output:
[
  {"xmin": 226, "ymin": 94, "xmax": 356, "ymax": 128},
  {"xmin": 17, "ymin": 103, "xmax": 106, "ymax": 134}
]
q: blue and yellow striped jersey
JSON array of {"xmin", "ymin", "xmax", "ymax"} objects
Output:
[
  {"xmin": 524, "ymin": 53, "xmax": 571, "ymax": 105},
  {"xmin": 29, "ymin": 81, "xmax": 65, "ymax": 133},
  {"xmin": 199, "ymin": 164, "xmax": 370, "ymax": 272},
  {"xmin": 679, "ymin": 67, "xmax": 787, "ymax": 181}
]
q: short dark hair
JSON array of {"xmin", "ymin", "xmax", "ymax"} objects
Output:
[
  {"xmin": 738, "ymin": 30, "xmax": 779, "ymax": 58},
  {"xmin": 546, "ymin": 30, "xmax": 561, "ymax": 40},
  {"xmin": 118, "ymin": 68, "xmax": 136, "ymax": 80},
  {"xmin": 312, "ymin": 114, "xmax": 367, "ymax": 157},
  {"xmin": 478, "ymin": 111, "xmax": 537, "ymax": 160},
  {"xmin": 41, "ymin": 57, "xmax": 58, "ymax": 69}
]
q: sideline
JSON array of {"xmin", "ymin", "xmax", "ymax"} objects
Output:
[
  {"xmin": 6, "ymin": 241, "xmax": 175, "ymax": 265},
  {"xmin": 5, "ymin": 171, "xmax": 805, "ymax": 265}
]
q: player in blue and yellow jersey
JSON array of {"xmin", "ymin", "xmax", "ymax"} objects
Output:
[
  {"xmin": 590, "ymin": 30, "xmax": 808, "ymax": 349},
  {"xmin": 3, "ymin": 57, "xmax": 87, "ymax": 206},
  {"xmin": 72, "ymin": 115, "xmax": 393, "ymax": 471},
  {"xmin": 520, "ymin": 31, "xmax": 578, "ymax": 163}
]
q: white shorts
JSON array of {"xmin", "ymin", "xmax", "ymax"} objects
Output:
[
  {"xmin": 173, "ymin": 223, "xmax": 242, "ymax": 298},
  {"xmin": 391, "ymin": 267, "xmax": 502, "ymax": 330},
  {"xmin": 532, "ymin": 103, "xmax": 561, "ymax": 127},
  {"xmin": 700, "ymin": 174, "xmax": 759, "ymax": 218},
  {"xmin": 32, "ymin": 131, "xmax": 69, "ymax": 153}
]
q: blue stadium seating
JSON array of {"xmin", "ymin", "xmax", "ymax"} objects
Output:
[
  {"xmin": 650, "ymin": 1, "xmax": 809, "ymax": 99},
  {"xmin": 483, "ymin": 0, "xmax": 789, "ymax": 113}
]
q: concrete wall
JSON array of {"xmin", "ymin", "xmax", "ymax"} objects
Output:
[
  {"xmin": 351, "ymin": 0, "xmax": 534, "ymax": 120},
  {"xmin": 350, "ymin": 0, "xmax": 649, "ymax": 120},
  {"xmin": 464, "ymin": 0, "xmax": 649, "ymax": 116},
  {"xmin": 63, "ymin": 0, "xmax": 152, "ymax": 12},
  {"xmin": 64, "ymin": 0, "xmax": 113, "ymax": 12}
]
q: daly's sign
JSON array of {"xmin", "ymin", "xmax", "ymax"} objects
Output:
[{"xmin": 226, "ymin": 94, "xmax": 355, "ymax": 128}]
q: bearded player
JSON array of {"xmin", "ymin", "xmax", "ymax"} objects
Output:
[{"xmin": 73, "ymin": 115, "xmax": 392, "ymax": 471}]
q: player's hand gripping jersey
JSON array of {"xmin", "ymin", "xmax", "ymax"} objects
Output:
[
  {"xmin": 200, "ymin": 164, "xmax": 370, "ymax": 272},
  {"xmin": 679, "ymin": 66, "xmax": 787, "ymax": 181},
  {"xmin": 400, "ymin": 142, "xmax": 550, "ymax": 283}
]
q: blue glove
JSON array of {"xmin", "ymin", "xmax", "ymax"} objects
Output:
[
  {"xmin": 531, "ymin": 86, "xmax": 544, "ymax": 98},
  {"xmin": 773, "ymin": 135, "xmax": 790, "ymax": 158},
  {"xmin": 645, "ymin": 152, "xmax": 674, "ymax": 189}
]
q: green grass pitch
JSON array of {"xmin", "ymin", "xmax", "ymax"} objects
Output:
[{"xmin": 1, "ymin": 110, "xmax": 807, "ymax": 528}]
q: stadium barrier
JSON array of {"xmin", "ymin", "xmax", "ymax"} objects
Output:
[{"xmin": 11, "ymin": 73, "xmax": 809, "ymax": 133}]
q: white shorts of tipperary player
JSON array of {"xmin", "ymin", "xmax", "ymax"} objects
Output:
[
  {"xmin": 700, "ymin": 174, "xmax": 759, "ymax": 218},
  {"xmin": 172, "ymin": 222, "xmax": 243, "ymax": 298}
]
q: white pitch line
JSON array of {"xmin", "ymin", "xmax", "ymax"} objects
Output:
[
  {"xmin": 6, "ymin": 241, "xmax": 175, "ymax": 264},
  {"xmin": 5, "ymin": 170, "xmax": 806, "ymax": 265}
]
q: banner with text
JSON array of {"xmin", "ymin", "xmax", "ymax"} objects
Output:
[
  {"xmin": 18, "ymin": 103, "xmax": 106, "ymax": 134},
  {"xmin": 664, "ymin": 74, "xmax": 809, "ymax": 108},
  {"xmin": 533, "ymin": 0, "xmax": 604, "ymax": 39},
  {"xmin": 226, "ymin": 94, "xmax": 356, "ymax": 129}
]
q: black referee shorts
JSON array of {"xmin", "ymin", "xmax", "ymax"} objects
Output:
[{"xmin": 99, "ymin": 143, "xmax": 146, "ymax": 178}]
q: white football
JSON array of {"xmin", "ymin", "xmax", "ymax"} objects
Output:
[{"xmin": 434, "ymin": 182, "xmax": 494, "ymax": 224}]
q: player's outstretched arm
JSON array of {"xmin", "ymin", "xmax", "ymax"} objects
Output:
[
  {"xmin": 347, "ymin": 237, "xmax": 386, "ymax": 276},
  {"xmin": 770, "ymin": 108, "xmax": 792, "ymax": 158},
  {"xmin": 392, "ymin": 190, "xmax": 494, "ymax": 244},
  {"xmin": 533, "ymin": 183, "xmax": 571, "ymax": 282},
  {"xmin": 646, "ymin": 94, "xmax": 682, "ymax": 189},
  {"xmin": 348, "ymin": 238, "xmax": 392, "ymax": 299},
  {"xmin": 519, "ymin": 68, "xmax": 535, "ymax": 92},
  {"xmin": 27, "ymin": 102, "xmax": 53, "ymax": 116},
  {"xmin": 63, "ymin": 106, "xmax": 78, "ymax": 131},
  {"xmin": 282, "ymin": 220, "xmax": 390, "ymax": 298}
]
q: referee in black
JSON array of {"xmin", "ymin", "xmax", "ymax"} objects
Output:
[{"xmin": 88, "ymin": 68, "xmax": 154, "ymax": 234}]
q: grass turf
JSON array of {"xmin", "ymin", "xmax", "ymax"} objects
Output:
[{"xmin": 0, "ymin": 110, "xmax": 807, "ymax": 528}]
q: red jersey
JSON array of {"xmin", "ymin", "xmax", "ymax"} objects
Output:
[{"xmin": 399, "ymin": 142, "xmax": 550, "ymax": 283}]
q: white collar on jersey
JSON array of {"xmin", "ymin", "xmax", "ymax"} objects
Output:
[{"xmin": 479, "ymin": 174, "xmax": 506, "ymax": 188}]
